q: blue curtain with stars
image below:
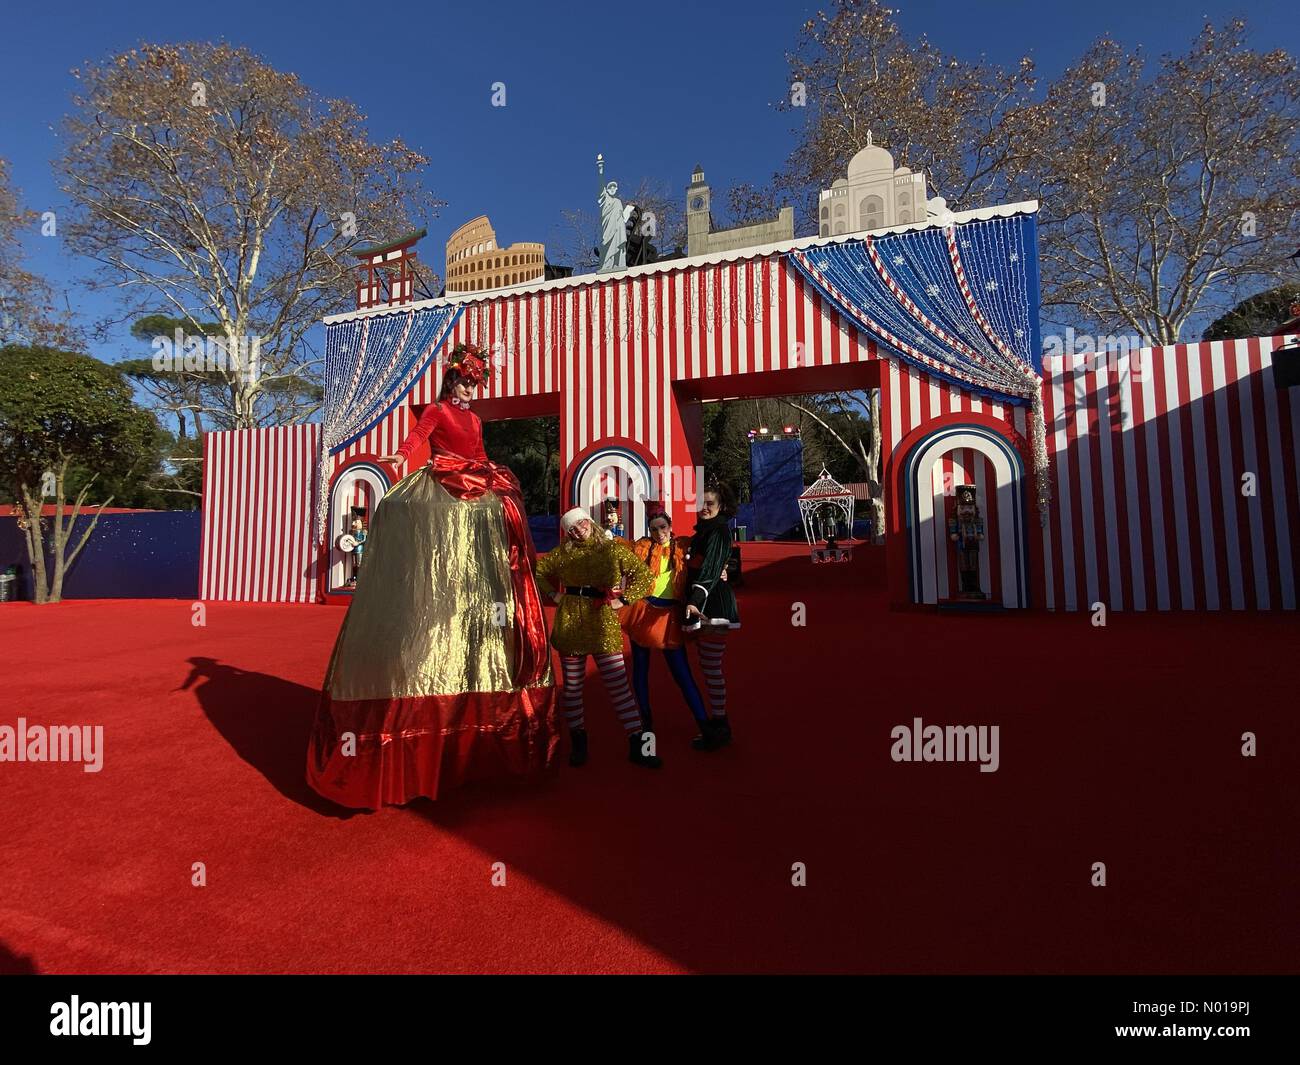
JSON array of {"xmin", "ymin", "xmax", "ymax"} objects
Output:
[
  {"xmin": 787, "ymin": 212, "xmax": 1042, "ymax": 406},
  {"xmin": 322, "ymin": 304, "xmax": 463, "ymax": 457}
]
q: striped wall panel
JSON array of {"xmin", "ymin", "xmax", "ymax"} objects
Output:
[
  {"xmin": 1040, "ymin": 338, "xmax": 1298, "ymax": 612},
  {"xmin": 298, "ymin": 248, "xmax": 1296, "ymax": 612},
  {"xmin": 199, "ymin": 424, "xmax": 320, "ymax": 603}
]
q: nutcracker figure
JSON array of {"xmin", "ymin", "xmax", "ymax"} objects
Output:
[
  {"xmin": 602, "ymin": 498, "xmax": 626, "ymax": 541},
  {"xmin": 947, "ymin": 485, "xmax": 985, "ymax": 599},
  {"xmin": 349, "ymin": 515, "xmax": 368, "ymax": 586}
]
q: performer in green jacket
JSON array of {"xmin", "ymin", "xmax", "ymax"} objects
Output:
[{"xmin": 682, "ymin": 482, "xmax": 741, "ymax": 751}]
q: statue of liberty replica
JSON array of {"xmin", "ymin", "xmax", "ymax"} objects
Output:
[{"xmin": 596, "ymin": 153, "xmax": 627, "ymax": 273}]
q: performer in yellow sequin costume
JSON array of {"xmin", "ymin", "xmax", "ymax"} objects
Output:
[{"xmin": 535, "ymin": 508, "xmax": 658, "ymax": 768}]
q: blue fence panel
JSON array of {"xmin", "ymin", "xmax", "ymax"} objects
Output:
[
  {"xmin": 0, "ymin": 511, "xmax": 201, "ymax": 600},
  {"xmin": 529, "ymin": 515, "xmax": 559, "ymax": 553}
]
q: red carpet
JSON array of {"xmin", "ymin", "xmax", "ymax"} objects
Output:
[{"xmin": 1, "ymin": 547, "xmax": 1296, "ymax": 974}]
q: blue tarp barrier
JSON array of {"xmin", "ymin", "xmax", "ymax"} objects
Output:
[{"xmin": 748, "ymin": 437, "xmax": 805, "ymax": 540}]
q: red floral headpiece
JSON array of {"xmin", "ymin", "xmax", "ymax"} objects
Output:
[{"xmin": 446, "ymin": 342, "xmax": 492, "ymax": 388}]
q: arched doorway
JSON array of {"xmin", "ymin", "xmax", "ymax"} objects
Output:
[
  {"xmin": 886, "ymin": 415, "xmax": 1031, "ymax": 608},
  {"xmin": 326, "ymin": 461, "xmax": 389, "ymax": 594}
]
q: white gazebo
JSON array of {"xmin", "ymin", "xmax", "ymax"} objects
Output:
[{"xmin": 798, "ymin": 468, "xmax": 856, "ymax": 563}]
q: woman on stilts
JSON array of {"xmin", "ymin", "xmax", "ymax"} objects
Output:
[
  {"xmin": 305, "ymin": 345, "xmax": 557, "ymax": 809},
  {"xmin": 682, "ymin": 482, "xmax": 741, "ymax": 751},
  {"xmin": 536, "ymin": 508, "xmax": 659, "ymax": 769}
]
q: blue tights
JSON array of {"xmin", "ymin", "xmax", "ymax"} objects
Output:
[{"xmin": 630, "ymin": 643, "xmax": 709, "ymax": 729}]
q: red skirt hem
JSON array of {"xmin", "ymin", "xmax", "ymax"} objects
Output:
[{"xmin": 306, "ymin": 686, "xmax": 559, "ymax": 810}]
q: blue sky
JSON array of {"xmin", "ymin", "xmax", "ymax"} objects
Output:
[{"xmin": 2, "ymin": 0, "xmax": 1294, "ymax": 361}]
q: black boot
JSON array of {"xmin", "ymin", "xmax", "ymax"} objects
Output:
[
  {"xmin": 691, "ymin": 717, "xmax": 732, "ymax": 751},
  {"xmin": 568, "ymin": 728, "xmax": 589, "ymax": 767},
  {"xmin": 628, "ymin": 731, "xmax": 663, "ymax": 769}
]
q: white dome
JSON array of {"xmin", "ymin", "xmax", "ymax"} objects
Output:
[{"xmin": 847, "ymin": 144, "xmax": 895, "ymax": 179}]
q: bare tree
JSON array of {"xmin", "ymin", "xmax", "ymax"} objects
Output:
[
  {"xmin": 772, "ymin": 0, "xmax": 1043, "ymax": 233},
  {"xmin": 1029, "ymin": 23, "xmax": 1300, "ymax": 343},
  {"xmin": 770, "ymin": 5, "xmax": 1300, "ymax": 341},
  {"xmin": 623, "ymin": 177, "xmax": 686, "ymax": 259},
  {"xmin": 0, "ymin": 158, "xmax": 80, "ymax": 348},
  {"xmin": 726, "ymin": 182, "xmax": 782, "ymax": 227},
  {"xmin": 56, "ymin": 42, "xmax": 441, "ymax": 428},
  {"xmin": 548, "ymin": 207, "xmax": 601, "ymax": 274}
]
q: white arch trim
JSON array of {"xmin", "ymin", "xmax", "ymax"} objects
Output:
[
  {"xmin": 571, "ymin": 448, "xmax": 654, "ymax": 538},
  {"xmin": 904, "ymin": 427, "xmax": 1028, "ymax": 607},
  {"xmin": 328, "ymin": 463, "xmax": 389, "ymax": 593}
]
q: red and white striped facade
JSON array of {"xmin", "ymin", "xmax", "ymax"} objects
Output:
[
  {"xmin": 199, "ymin": 217, "xmax": 1298, "ymax": 610},
  {"xmin": 319, "ymin": 239, "xmax": 1039, "ymax": 590},
  {"xmin": 1038, "ymin": 337, "xmax": 1298, "ymax": 612},
  {"xmin": 199, "ymin": 424, "xmax": 320, "ymax": 603},
  {"xmin": 321, "ymin": 249, "xmax": 1035, "ymax": 498}
]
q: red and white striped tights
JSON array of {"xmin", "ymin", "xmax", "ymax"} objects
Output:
[
  {"xmin": 560, "ymin": 653, "xmax": 644, "ymax": 733},
  {"xmin": 697, "ymin": 639, "xmax": 728, "ymax": 717}
]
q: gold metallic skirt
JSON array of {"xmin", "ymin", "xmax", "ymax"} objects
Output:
[{"xmin": 307, "ymin": 464, "xmax": 557, "ymax": 809}]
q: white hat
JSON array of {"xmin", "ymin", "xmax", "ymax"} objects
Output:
[{"xmin": 560, "ymin": 507, "xmax": 591, "ymax": 533}]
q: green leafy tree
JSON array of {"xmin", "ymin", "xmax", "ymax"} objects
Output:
[
  {"xmin": 0, "ymin": 343, "xmax": 160, "ymax": 602},
  {"xmin": 482, "ymin": 416, "xmax": 560, "ymax": 515},
  {"xmin": 117, "ymin": 312, "xmax": 322, "ymax": 505},
  {"xmin": 702, "ymin": 402, "xmax": 753, "ymax": 502},
  {"xmin": 1202, "ymin": 284, "xmax": 1300, "ymax": 341},
  {"xmin": 60, "ymin": 427, "xmax": 200, "ymax": 511}
]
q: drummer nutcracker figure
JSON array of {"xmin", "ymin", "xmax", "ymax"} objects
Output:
[
  {"xmin": 347, "ymin": 515, "xmax": 368, "ymax": 587},
  {"xmin": 948, "ymin": 485, "xmax": 985, "ymax": 599}
]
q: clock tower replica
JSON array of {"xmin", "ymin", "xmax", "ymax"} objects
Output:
[
  {"xmin": 686, "ymin": 164, "xmax": 711, "ymax": 257},
  {"xmin": 684, "ymin": 163, "xmax": 794, "ymax": 257}
]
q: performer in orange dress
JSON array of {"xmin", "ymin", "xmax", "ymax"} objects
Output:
[
  {"xmin": 306, "ymin": 344, "xmax": 557, "ymax": 809},
  {"xmin": 618, "ymin": 510, "xmax": 710, "ymax": 738}
]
